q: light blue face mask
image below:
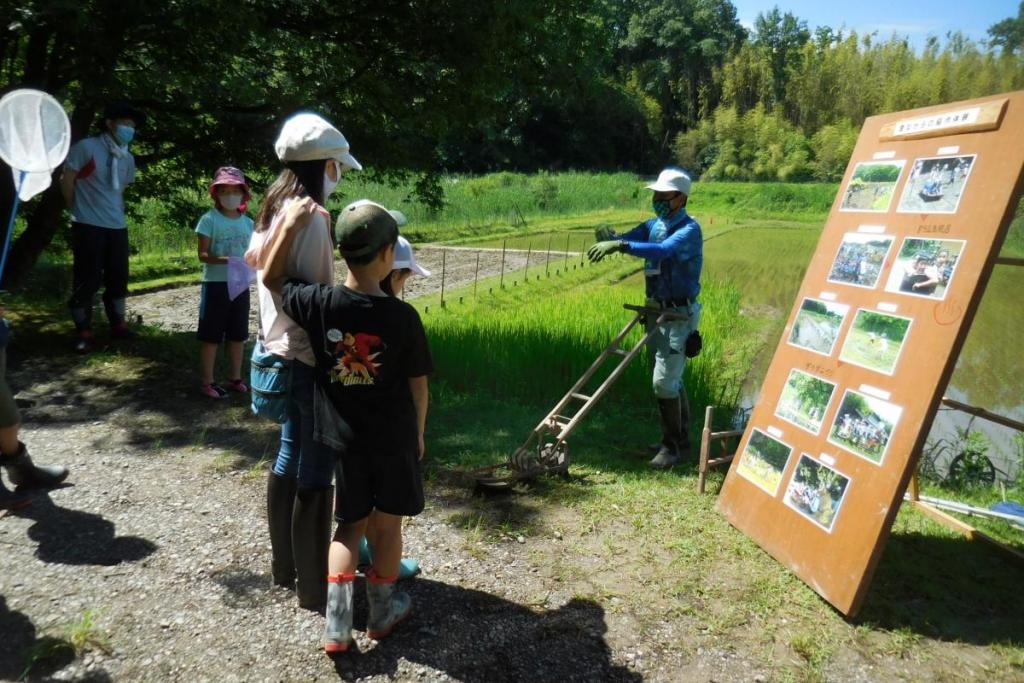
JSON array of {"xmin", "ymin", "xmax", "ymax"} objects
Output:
[
  {"xmin": 652, "ymin": 198, "xmax": 673, "ymax": 219},
  {"xmin": 115, "ymin": 124, "xmax": 135, "ymax": 145}
]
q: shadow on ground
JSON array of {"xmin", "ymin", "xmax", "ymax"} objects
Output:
[
  {"xmin": 13, "ymin": 491, "xmax": 156, "ymax": 566},
  {"xmin": 330, "ymin": 579, "xmax": 640, "ymax": 682},
  {"xmin": 859, "ymin": 532, "xmax": 1024, "ymax": 647}
]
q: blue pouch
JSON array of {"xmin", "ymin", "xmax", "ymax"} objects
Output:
[{"xmin": 250, "ymin": 340, "xmax": 291, "ymax": 423}]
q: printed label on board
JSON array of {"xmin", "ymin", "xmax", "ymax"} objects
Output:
[
  {"xmin": 937, "ymin": 145, "xmax": 960, "ymax": 155},
  {"xmin": 876, "ymin": 302, "xmax": 898, "ymax": 313},
  {"xmin": 872, "ymin": 151, "xmax": 897, "ymax": 159},
  {"xmin": 892, "ymin": 107, "xmax": 980, "ymax": 136},
  {"xmin": 857, "ymin": 225, "xmax": 886, "ymax": 233},
  {"xmin": 819, "ymin": 291, "xmax": 838, "ymax": 301},
  {"xmin": 858, "ymin": 384, "xmax": 892, "ymax": 401},
  {"xmin": 767, "ymin": 425, "xmax": 783, "ymax": 438}
]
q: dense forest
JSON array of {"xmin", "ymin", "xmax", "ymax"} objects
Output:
[{"xmin": 1, "ymin": 1, "xmax": 1023, "ymax": 286}]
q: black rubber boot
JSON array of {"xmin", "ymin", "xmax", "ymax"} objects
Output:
[
  {"xmin": 647, "ymin": 391, "xmax": 692, "ymax": 455},
  {"xmin": 266, "ymin": 472, "xmax": 297, "ymax": 588},
  {"xmin": 649, "ymin": 397, "xmax": 683, "ymax": 470},
  {"xmin": 292, "ymin": 486, "xmax": 333, "ymax": 610},
  {"xmin": 0, "ymin": 442, "xmax": 68, "ymax": 489},
  {"xmin": 0, "ymin": 475, "xmax": 31, "ymax": 511}
]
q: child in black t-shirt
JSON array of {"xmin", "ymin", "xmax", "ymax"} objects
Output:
[{"xmin": 263, "ymin": 198, "xmax": 431, "ymax": 655}]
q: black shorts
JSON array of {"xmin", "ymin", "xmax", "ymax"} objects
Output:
[
  {"xmin": 333, "ymin": 444, "xmax": 424, "ymax": 524},
  {"xmin": 197, "ymin": 282, "xmax": 250, "ymax": 343}
]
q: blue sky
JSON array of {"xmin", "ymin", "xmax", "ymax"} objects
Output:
[{"xmin": 732, "ymin": 0, "xmax": 1019, "ymax": 49}]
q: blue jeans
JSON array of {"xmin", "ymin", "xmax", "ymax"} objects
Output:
[{"xmin": 271, "ymin": 360, "xmax": 335, "ymax": 490}]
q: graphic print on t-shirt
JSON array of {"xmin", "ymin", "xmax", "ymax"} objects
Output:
[{"xmin": 326, "ymin": 328, "xmax": 384, "ymax": 385}]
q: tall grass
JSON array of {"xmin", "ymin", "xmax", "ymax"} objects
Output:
[{"xmin": 421, "ymin": 260, "xmax": 758, "ymax": 419}]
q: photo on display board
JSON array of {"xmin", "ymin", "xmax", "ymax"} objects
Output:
[
  {"xmin": 784, "ymin": 454, "xmax": 852, "ymax": 533},
  {"xmin": 736, "ymin": 428, "xmax": 794, "ymax": 496},
  {"xmin": 838, "ymin": 309, "xmax": 912, "ymax": 375},
  {"xmin": 883, "ymin": 237, "xmax": 966, "ymax": 300},
  {"xmin": 826, "ymin": 233, "xmax": 895, "ymax": 289},
  {"xmin": 788, "ymin": 298, "xmax": 850, "ymax": 356},
  {"xmin": 775, "ymin": 369, "xmax": 837, "ymax": 435},
  {"xmin": 839, "ymin": 160, "xmax": 906, "ymax": 212},
  {"xmin": 897, "ymin": 154, "xmax": 976, "ymax": 214},
  {"xmin": 827, "ymin": 389, "xmax": 902, "ymax": 465}
]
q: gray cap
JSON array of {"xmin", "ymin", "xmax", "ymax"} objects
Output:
[{"xmin": 335, "ymin": 201, "xmax": 399, "ymax": 258}]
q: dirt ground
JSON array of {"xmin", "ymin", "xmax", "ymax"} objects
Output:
[{"xmin": 1, "ymin": 247, "xmax": 1020, "ymax": 682}]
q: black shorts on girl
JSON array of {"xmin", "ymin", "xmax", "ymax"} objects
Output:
[
  {"xmin": 333, "ymin": 444, "xmax": 424, "ymax": 523},
  {"xmin": 197, "ymin": 282, "xmax": 250, "ymax": 343}
]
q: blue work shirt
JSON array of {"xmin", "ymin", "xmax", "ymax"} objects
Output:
[{"xmin": 618, "ymin": 209, "xmax": 703, "ymax": 301}]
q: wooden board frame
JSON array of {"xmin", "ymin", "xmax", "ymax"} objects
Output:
[{"xmin": 716, "ymin": 92, "xmax": 1024, "ymax": 617}]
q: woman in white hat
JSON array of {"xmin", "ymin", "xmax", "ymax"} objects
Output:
[{"xmin": 246, "ymin": 112, "xmax": 360, "ymax": 610}]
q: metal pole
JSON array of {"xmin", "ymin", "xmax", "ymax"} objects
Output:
[
  {"xmin": 525, "ymin": 241, "xmax": 532, "ymax": 280},
  {"xmin": 500, "ymin": 238, "xmax": 506, "ymax": 288},
  {"xmin": 0, "ymin": 171, "xmax": 27, "ymax": 285},
  {"xmin": 545, "ymin": 234, "xmax": 552, "ymax": 275}
]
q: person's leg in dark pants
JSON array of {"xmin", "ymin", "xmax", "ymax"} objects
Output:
[
  {"xmin": 101, "ymin": 228, "xmax": 132, "ymax": 338},
  {"xmin": 68, "ymin": 223, "xmax": 104, "ymax": 353}
]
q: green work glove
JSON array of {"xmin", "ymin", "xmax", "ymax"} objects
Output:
[
  {"xmin": 587, "ymin": 240, "xmax": 624, "ymax": 263},
  {"xmin": 594, "ymin": 225, "xmax": 615, "ymax": 241}
]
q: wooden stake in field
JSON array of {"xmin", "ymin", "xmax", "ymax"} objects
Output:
[
  {"xmin": 500, "ymin": 238, "xmax": 506, "ymax": 288},
  {"xmin": 563, "ymin": 233, "xmax": 570, "ymax": 270},
  {"xmin": 440, "ymin": 248, "xmax": 447, "ymax": 307},
  {"xmin": 545, "ymin": 234, "xmax": 552, "ymax": 275},
  {"xmin": 525, "ymin": 241, "xmax": 532, "ymax": 281},
  {"xmin": 473, "ymin": 250, "xmax": 481, "ymax": 297}
]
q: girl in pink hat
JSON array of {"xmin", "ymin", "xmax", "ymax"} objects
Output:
[{"xmin": 195, "ymin": 166, "xmax": 255, "ymax": 398}]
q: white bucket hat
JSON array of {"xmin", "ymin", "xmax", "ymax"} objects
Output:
[
  {"xmin": 646, "ymin": 168, "xmax": 692, "ymax": 195},
  {"xmin": 393, "ymin": 236, "xmax": 430, "ymax": 277},
  {"xmin": 274, "ymin": 112, "xmax": 362, "ymax": 171}
]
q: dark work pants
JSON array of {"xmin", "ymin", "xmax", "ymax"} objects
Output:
[{"xmin": 68, "ymin": 222, "xmax": 130, "ymax": 330}]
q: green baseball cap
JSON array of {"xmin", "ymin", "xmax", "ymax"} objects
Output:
[{"xmin": 335, "ymin": 200, "xmax": 399, "ymax": 258}]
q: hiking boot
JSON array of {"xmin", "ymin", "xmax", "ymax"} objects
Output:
[
  {"xmin": 267, "ymin": 472, "xmax": 297, "ymax": 588},
  {"xmin": 365, "ymin": 569, "xmax": 411, "ymax": 640},
  {"xmin": 0, "ymin": 477, "xmax": 31, "ymax": 511},
  {"xmin": 0, "ymin": 442, "xmax": 68, "ymax": 489},
  {"xmin": 323, "ymin": 572, "xmax": 355, "ymax": 654},
  {"xmin": 292, "ymin": 486, "xmax": 333, "ymax": 609}
]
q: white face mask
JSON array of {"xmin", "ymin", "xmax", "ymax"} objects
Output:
[
  {"xmin": 219, "ymin": 192, "xmax": 243, "ymax": 211},
  {"xmin": 323, "ymin": 160, "xmax": 340, "ymax": 199}
]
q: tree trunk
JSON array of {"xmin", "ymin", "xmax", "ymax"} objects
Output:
[{"xmin": 1, "ymin": 176, "xmax": 66, "ymax": 291}]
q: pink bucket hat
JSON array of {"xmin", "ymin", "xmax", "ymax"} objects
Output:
[{"xmin": 209, "ymin": 166, "xmax": 251, "ymax": 210}]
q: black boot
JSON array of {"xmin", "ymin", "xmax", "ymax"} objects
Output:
[
  {"xmin": 649, "ymin": 397, "xmax": 683, "ymax": 470},
  {"xmin": 267, "ymin": 472, "xmax": 297, "ymax": 588},
  {"xmin": 0, "ymin": 475, "xmax": 31, "ymax": 511},
  {"xmin": 647, "ymin": 392, "xmax": 692, "ymax": 455},
  {"xmin": 292, "ymin": 486, "xmax": 333, "ymax": 610},
  {"xmin": 0, "ymin": 442, "xmax": 68, "ymax": 489}
]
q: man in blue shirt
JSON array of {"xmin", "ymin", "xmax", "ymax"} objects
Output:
[{"xmin": 587, "ymin": 169, "xmax": 703, "ymax": 469}]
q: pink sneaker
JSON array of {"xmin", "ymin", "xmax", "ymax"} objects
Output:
[
  {"xmin": 200, "ymin": 383, "xmax": 228, "ymax": 399},
  {"xmin": 227, "ymin": 379, "xmax": 249, "ymax": 393}
]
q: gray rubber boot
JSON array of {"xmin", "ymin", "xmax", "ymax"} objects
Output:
[
  {"xmin": 1, "ymin": 442, "xmax": 68, "ymax": 489},
  {"xmin": 365, "ymin": 570, "xmax": 412, "ymax": 640},
  {"xmin": 323, "ymin": 572, "xmax": 355, "ymax": 654},
  {"xmin": 649, "ymin": 397, "xmax": 683, "ymax": 470},
  {"xmin": 292, "ymin": 486, "xmax": 333, "ymax": 609},
  {"xmin": 266, "ymin": 472, "xmax": 297, "ymax": 587}
]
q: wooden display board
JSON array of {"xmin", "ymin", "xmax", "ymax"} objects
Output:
[{"xmin": 716, "ymin": 92, "xmax": 1024, "ymax": 617}]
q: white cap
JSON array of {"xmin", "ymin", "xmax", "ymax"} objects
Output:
[
  {"xmin": 346, "ymin": 199, "xmax": 407, "ymax": 226},
  {"xmin": 393, "ymin": 236, "xmax": 430, "ymax": 277},
  {"xmin": 274, "ymin": 113, "xmax": 362, "ymax": 171},
  {"xmin": 646, "ymin": 168, "xmax": 692, "ymax": 195}
]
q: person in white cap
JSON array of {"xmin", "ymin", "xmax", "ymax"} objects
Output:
[
  {"xmin": 245, "ymin": 112, "xmax": 360, "ymax": 610},
  {"xmin": 587, "ymin": 168, "xmax": 703, "ymax": 469}
]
